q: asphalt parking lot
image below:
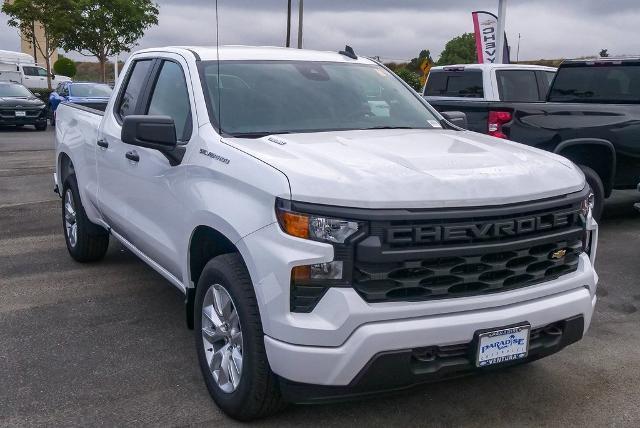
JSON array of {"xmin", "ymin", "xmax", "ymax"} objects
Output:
[{"xmin": 1, "ymin": 126, "xmax": 640, "ymax": 427}]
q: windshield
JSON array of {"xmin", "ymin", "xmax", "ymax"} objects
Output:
[
  {"xmin": 0, "ymin": 84, "xmax": 33, "ymax": 98},
  {"xmin": 200, "ymin": 60, "xmax": 441, "ymax": 137},
  {"xmin": 549, "ymin": 63, "xmax": 640, "ymax": 103},
  {"xmin": 69, "ymin": 83, "xmax": 113, "ymax": 98}
]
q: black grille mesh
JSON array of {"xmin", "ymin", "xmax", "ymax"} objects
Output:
[{"xmin": 354, "ymin": 238, "xmax": 582, "ymax": 303}]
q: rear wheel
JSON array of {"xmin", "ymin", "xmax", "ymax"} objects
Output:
[
  {"xmin": 35, "ymin": 122, "xmax": 47, "ymax": 131},
  {"xmin": 578, "ymin": 164, "xmax": 604, "ymax": 221},
  {"xmin": 62, "ymin": 175, "xmax": 109, "ymax": 262},
  {"xmin": 194, "ymin": 253, "xmax": 285, "ymax": 421}
]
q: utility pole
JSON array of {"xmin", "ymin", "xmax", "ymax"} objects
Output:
[
  {"xmin": 114, "ymin": 53, "xmax": 119, "ymax": 82},
  {"xmin": 297, "ymin": 0, "xmax": 303, "ymax": 49},
  {"xmin": 285, "ymin": 0, "xmax": 291, "ymax": 47},
  {"xmin": 495, "ymin": 0, "xmax": 507, "ymax": 64},
  {"xmin": 516, "ymin": 33, "xmax": 521, "ymax": 62}
]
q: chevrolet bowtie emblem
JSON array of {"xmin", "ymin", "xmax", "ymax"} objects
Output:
[{"xmin": 550, "ymin": 249, "xmax": 567, "ymax": 260}]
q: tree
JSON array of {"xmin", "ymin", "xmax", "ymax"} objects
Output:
[
  {"xmin": 599, "ymin": 49, "xmax": 609, "ymax": 58},
  {"xmin": 437, "ymin": 33, "xmax": 477, "ymax": 66},
  {"xmin": 395, "ymin": 68, "xmax": 422, "ymax": 91},
  {"xmin": 2, "ymin": 0, "xmax": 75, "ymax": 89},
  {"xmin": 54, "ymin": 56, "xmax": 77, "ymax": 77},
  {"xmin": 61, "ymin": 0, "xmax": 159, "ymax": 82}
]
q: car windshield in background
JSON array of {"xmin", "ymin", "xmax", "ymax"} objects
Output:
[
  {"xmin": 69, "ymin": 84, "xmax": 113, "ymax": 98},
  {"xmin": 549, "ymin": 63, "xmax": 640, "ymax": 103},
  {"xmin": 424, "ymin": 70, "xmax": 484, "ymax": 98},
  {"xmin": 200, "ymin": 61, "xmax": 441, "ymax": 137},
  {"xmin": 0, "ymin": 84, "xmax": 33, "ymax": 98}
]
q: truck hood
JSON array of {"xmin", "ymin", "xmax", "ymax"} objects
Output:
[{"xmin": 224, "ymin": 129, "xmax": 585, "ymax": 208}]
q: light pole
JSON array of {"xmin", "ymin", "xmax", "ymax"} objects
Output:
[
  {"xmin": 297, "ymin": 0, "xmax": 304, "ymax": 49},
  {"xmin": 285, "ymin": 0, "xmax": 291, "ymax": 47},
  {"xmin": 516, "ymin": 33, "xmax": 521, "ymax": 62}
]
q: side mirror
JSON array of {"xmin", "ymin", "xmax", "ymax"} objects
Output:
[
  {"xmin": 51, "ymin": 74, "xmax": 56, "ymax": 80},
  {"xmin": 441, "ymin": 111, "xmax": 468, "ymax": 129},
  {"xmin": 121, "ymin": 115, "xmax": 184, "ymax": 166},
  {"xmin": 121, "ymin": 115, "xmax": 177, "ymax": 150}
]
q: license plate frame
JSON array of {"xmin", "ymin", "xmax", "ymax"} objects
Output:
[
  {"xmin": 15, "ymin": 111, "xmax": 26, "ymax": 117},
  {"xmin": 475, "ymin": 323, "xmax": 531, "ymax": 368}
]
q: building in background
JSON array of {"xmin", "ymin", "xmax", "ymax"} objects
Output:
[{"xmin": 5, "ymin": 0, "xmax": 58, "ymax": 66}]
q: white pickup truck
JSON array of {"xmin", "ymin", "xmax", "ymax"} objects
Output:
[{"xmin": 54, "ymin": 46, "xmax": 598, "ymax": 420}]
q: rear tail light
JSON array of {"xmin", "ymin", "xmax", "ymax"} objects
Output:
[{"xmin": 488, "ymin": 110, "xmax": 512, "ymax": 139}]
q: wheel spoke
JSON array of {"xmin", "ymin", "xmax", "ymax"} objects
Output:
[
  {"xmin": 231, "ymin": 347, "xmax": 243, "ymax": 377},
  {"xmin": 230, "ymin": 330, "xmax": 243, "ymax": 348},
  {"xmin": 202, "ymin": 326, "xmax": 225, "ymax": 344}
]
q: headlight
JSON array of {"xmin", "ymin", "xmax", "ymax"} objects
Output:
[
  {"xmin": 276, "ymin": 204, "xmax": 360, "ymax": 244},
  {"xmin": 276, "ymin": 199, "xmax": 361, "ymax": 312},
  {"xmin": 580, "ymin": 189, "xmax": 595, "ymax": 220}
]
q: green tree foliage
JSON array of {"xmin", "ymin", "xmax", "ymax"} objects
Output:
[
  {"xmin": 395, "ymin": 68, "xmax": 422, "ymax": 91},
  {"xmin": 2, "ymin": 0, "xmax": 75, "ymax": 89},
  {"xmin": 61, "ymin": 0, "xmax": 159, "ymax": 82},
  {"xmin": 53, "ymin": 57, "xmax": 77, "ymax": 77},
  {"xmin": 436, "ymin": 33, "xmax": 477, "ymax": 66}
]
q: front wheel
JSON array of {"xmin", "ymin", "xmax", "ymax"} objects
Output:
[
  {"xmin": 578, "ymin": 165, "xmax": 604, "ymax": 222},
  {"xmin": 35, "ymin": 122, "xmax": 47, "ymax": 131},
  {"xmin": 194, "ymin": 253, "xmax": 285, "ymax": 421}
]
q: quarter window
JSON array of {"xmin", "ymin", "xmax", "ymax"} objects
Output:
[
  {"xmin": 496, "ymin": 70, "xmax": 540, "ymax": 102},
  {"xmin": 117, "ymin": 59, "xmax": 153, "ymax": 119},
  {"xmin": 146, "ymin": 60, "xmax": 192, "ymax": 141}
]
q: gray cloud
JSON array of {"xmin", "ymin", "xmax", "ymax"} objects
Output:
[{"xmin": 1, "ymin": 1, "xmax": 639, "ymax": 64}]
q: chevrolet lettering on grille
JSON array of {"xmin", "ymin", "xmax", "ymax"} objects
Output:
[{"xmin": 386, "ymin": 212, "xmax": 576, "ymax": 245}]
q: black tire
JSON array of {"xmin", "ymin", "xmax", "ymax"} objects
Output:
[
  {"xmin": 578, "ymin": 164, "xmax": 604, "ymax": 222},
  {"xmin": 194, "ymin": 254, "xmax": 285, "ymax": 421},
  {"xmin": 61, "ymin": 175, "xmax": 109, "ymax": 262},
  {"xmin": 35, "ymin": 122, "xmax": 47, "ymax": 131}
]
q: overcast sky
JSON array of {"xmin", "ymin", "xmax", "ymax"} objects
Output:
[{"xmin": 1, "ymin": 0, "xmax": 639, "ymax": 62}]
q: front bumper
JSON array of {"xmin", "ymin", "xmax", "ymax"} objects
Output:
[
  {"xmin": 265, "ymin": 286, "xmax": 595, "ymax": 388},
  {"xmin": 277, "ymin": 314, "xmax": 586, "ymax": 403},
  {"xmin": 0, "ymin": 110, "xmax": 47, "ymax": 125}
]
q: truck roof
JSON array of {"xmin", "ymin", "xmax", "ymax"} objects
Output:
[
  {"xmin": 430, "ymin": 63, "xmax": 556, "ymax": 72},
  {"xmin": 561, "ymin": 57, "xmax": 640, "ymax": 65},
  {"xmin": 134, "ymin": 45, "xmax": 377, "ymax": 65},
  {"xmin": 0, "ymin": 49, "xmax": 35, "ymax": 65}
]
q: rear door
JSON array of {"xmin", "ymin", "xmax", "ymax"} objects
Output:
[{"xmin": 96, "ymin": 58, "xmax": 155, "ymax": 236}]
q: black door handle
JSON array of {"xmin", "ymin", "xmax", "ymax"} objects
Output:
[
  {"xmin": 97, "ymin": 139, "xmax": 109, "ymax": 148},
  {"xmin": 125, "ymin": 150, "xmax": 139, "ymax": 162}
]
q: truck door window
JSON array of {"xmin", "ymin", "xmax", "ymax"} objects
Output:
[
  {"xmin": 496, "ymin": 70, "xmax": 540, "ymax": 102},
  {"xmin": 22, "ymin": 66, "xmax": 38, "ymax": 76},
  {"xmin": 36, "ymin": 67, "xmax": 48, "ymax": 77},
  {"xmin": 549, "ymin": 64, "xmax": 640, "ymax": 103},
  {"xmin": 146, "ymin": 60, "xmax": 192, "ymax": 141},
  {"xmin": 424, "ymin": 71, "xmax": 483, "ymax": 98},
  {"xmin": 116, "ymin": 59, "xmax": 153, "ymax": 120}
]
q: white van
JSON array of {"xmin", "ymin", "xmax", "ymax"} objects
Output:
[{"xmin": 0, "ymin": 50, "xmax": 71, "ymax": 89}]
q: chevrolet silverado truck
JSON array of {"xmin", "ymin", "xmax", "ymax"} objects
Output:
[
  {"xmin": 425, "ymin": 58, "xmax": 640, "ymax": 220},
  {"xmin": 54, "ymin": 46, "xmax": 599, "ymax": 420}
]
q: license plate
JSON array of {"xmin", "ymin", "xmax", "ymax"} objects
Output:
[
  {"xmin": 15, "ymin": 111, "xmax": 26, "ymax": 117},
  {"xmin": 476, "ymin": 324, "xmax": 530, "ymax": 367}
]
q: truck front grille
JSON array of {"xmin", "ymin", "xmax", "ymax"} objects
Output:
[
  {"xmin": 353, "ymin": 238, "xmax": 582, "ymax": 302},
  {"xmin": 352, "ymin": 190, "xmax": 587, "ymax": 303}
]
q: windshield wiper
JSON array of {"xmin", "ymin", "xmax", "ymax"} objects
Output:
[
  {"xmin": 229, "ymin": 131, "xmax": 292, "ymax": 139},
  {"xmin": 361, "ymin": 126, "xmax": 415, "ymax": 130}
]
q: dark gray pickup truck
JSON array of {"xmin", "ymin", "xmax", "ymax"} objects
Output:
[{"xmin": 425, "ymin": 58, "xmax": 640, "ymax": 220}]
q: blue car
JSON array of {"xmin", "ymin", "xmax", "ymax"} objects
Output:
[{"xmin": 49, "ymin": 81, "xmax": 112, "ymax": 125}]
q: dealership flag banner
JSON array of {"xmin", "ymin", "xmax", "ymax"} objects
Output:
[{"xmin": 472, "ymin": 11, "xmax": 510, "ymax": 64}]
